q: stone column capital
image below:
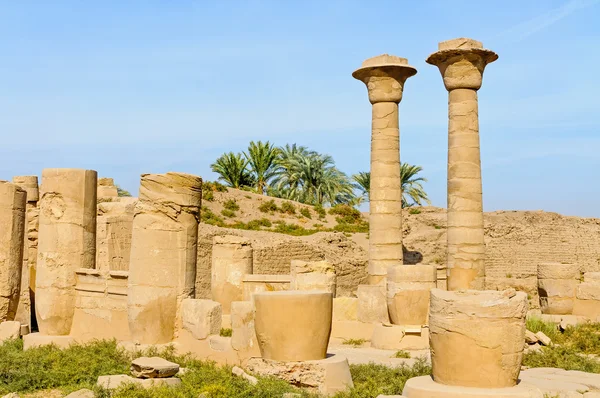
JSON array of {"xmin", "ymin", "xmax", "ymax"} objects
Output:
[
  {"xmin": 353, "ymin": 54, "xmax": 417, "ymax": 104},
  {"xmin": 426, "ymin": 38, "xmax": 497, "ymax": 91}
]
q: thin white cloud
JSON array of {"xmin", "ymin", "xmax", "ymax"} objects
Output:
[{"xmin": 497, "ymin": 0, "xmax": 599, "ymax": 41}]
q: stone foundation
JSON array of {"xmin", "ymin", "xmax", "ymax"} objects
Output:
[{"xmin": 403, "ymin": 376, "xmax": 543, "ymax": 398}]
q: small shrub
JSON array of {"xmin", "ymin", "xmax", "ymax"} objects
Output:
[
  {"xmin": 408, "ymin": 208, "xmax": 421, "ymax": 215},
  {"xmin": 223, "ymin": 199, "xmax": 240, "ymax": 211},
  {"xmin": 220, "ymin": 328, "xmax": 232, "ymax": 337},
  {"xmin": 433, "ymin": 224, "xmax": 443, "ymax": 230},
  {"xmin": 329, "ymin": 204, "xmax": 362, "ymax": 223},
  {"xmin": 280, "ymin": 201, "xmax": 296, "ymax": 215},
  {"xmin": 246, "ymin": 218, "xmax": 272, "ymax": 230},
  {"xmin": 343, "ymin": 338, "xmax": 367, "ymax": 347},
  {"xmin": 506, "ymin": 273, "xmax": 513, "ymax": 278},
  {"xmin": 299, "ymin": 207, "xmax": 312, "ymax": 219},
  {"xmin": 201, "ymin": 207, "xmax": 225, "ymax": 227},
  {"xmin": 393, "ymin": 350, "xmax": 411, "ymax": 359},
  {"xmin": 314, "ymin": 204, "xmax": 326, "ymax": 219},
  {"xmin": 273, "ymin": 222, "xmax": 317, "ymax": 236},
  {"xmin": 259, "ymin": 199, "xmax": 279, "ymax": 213},
  {"xmin": 313, "ymin": 223, "xmax": 324, "ymax": 228},
  {"xmin": 526, "ymin": 316, "xmax": 561, "ymax": 342},
  {"xmin": 333, "ymin": 222, "xmax": 369, "ymax": 233},
  {"xmin": 523, "ymin": 345, "xmax": 600, "ymax": 373},
  {"xmin": 433, "ymin": 256, "xmax": 444, "ymax": 265},
  {"xmin": 203, "ymin": 190, "xmax": 214, "ymax": 202},
  {"xmin": 220, "ymin": 209, "xmax": 236, "ymax": 218}
]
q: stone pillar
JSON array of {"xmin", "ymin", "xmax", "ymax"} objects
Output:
[
  {"xmin": 36, "ymin": 169, "xmax": 97, "ymax": 335},
  {"xmin": 0, "ymin": 181, "xmax": 27, "ymax": 322},
  {"xmin": 426, "ymin": 38, "xmax": 498, "ymax": 291},
  {"xmin": 353, "ymin": 55, "xmax": 417, "ymax": 285},
  {"xmin": 211, "ymin": 235, "xmax": 253, "ymax": 314},
  {"xmin": 387, "ymin": 264, "xmax": 437, "ymax": 325},
  {"xmin": 127, "ymin": 172, "xmax": 202, "ymax": 344},
  {"xmin": 12, "ymin": 176, "xmax": 39, "ymax": 326}
]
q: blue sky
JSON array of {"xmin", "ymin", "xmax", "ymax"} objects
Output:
[{"xmin": 1, "ymin": 0, "xmax": 599, "ymax": 217}]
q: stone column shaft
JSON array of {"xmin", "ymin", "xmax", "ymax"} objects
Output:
[
  {"xmin": 426, "ymin": 38, "xmax": 497, "ymax": 291},
  {"xmin": 370, "ymin": 101, "xmax": 403, "ymax": 282},
  {"xmin": 36, "ymin": 168, "xmax": 97, "ymax": 335},
  {"xmin": 446, "ymin": 88, "xmax": 485, "ymax": 290},
  {"xmin": 0, "ymin": 181, "xmax": 27, "ymax": 322}
]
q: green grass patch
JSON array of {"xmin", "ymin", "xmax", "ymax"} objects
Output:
[
  {"xmin": 220, "ymin": 328, "xmax": 232, "ymax": 337},
  {"xmin": 280, "ymin": 201, "xmax": 296, "ymax": 215},
  {"xmin": 300, "ymin": 207, "xmax": 312, "ymax": 219},
  {"xmin": 223, "ymin": 199, "xmax": 240, "ymax": 211},
  {"xmin": 201, "ymin": 207, "xmax": 225, "ymax": 227},
  {"xmin": 258, "ymin": 199, "xmax": 279, "ymax": 213},
  {"xmin": 273, "ymin": 222, "xmax": 319, "ymax": 236},
  {"xmin": 392, "ymin": 350, "xmax": 411, "ymax": 359},
  {"xmin": 334, "ymin": 358, "xmax": 431, "ymax": 398},
  {"xmin": 220, "ymin": 209, "xmax": 236, "ymax": 218},
  {"xmin": 523, "ymin": 345, "xmax": 600, "ymax": 373},
  {"xmin": 314, "ymin": 204, "xmax": 327, "ymax": 219},
  {"xmin": 526, "ymin": 316, "xmax": 561, "ymax": 342},
  {"xmin": 408, "ymin": 208, "xmax": 421, "ymax": 215},
  {"xmin": 342, "ymin": 338, "xmax": 367, "ymax": 348}
]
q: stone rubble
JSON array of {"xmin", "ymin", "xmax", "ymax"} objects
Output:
[{"xmin": 130, "ymin": 356, "xmax": 180, "ymax": 379}]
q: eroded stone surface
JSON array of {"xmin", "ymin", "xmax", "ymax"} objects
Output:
[
  {"xmin": 357, "ymin": 284, "xmax": 390, "ymax": 324},
  {"xmin": 211, "ymin": 235, "xmax": 253, "ymax": 314},
  {"xmin": 290, "ymin": 260, "xmax": 336, "ymax": 294},
  {"xmin": 0, "ymin": 181, "xmax": 26, "ymax": 322},
  {"xmin": 131, "ymin": 356, "xmax": 180, "ymax": 378},
  {"xmin": 231, "ymin": 300, "xmax": 257, "ymax": 351},
  {"xmin": 429, "ymin": 289, "xmax": 528, "ymax": 388},
  {"xmin": 0, "ymin": 321, "xmax": 20, "ymax": 341},
  {"xmin": 181, "ymin": 299, "xmax": 221, "ymax": 340},
  {"xmin": 97, "ymin": 374, "xmax": 181, "ymax": 389},
  {"xmin": 36, "ymin": 169, "xmax": 97, "ymax": 335},
  {"xmin": 538, "ymin": 263, "xmax": 580, "ymax": 315},
  {"xmin": 246, "ymin": 354, "xmax": 353, "ymax": 395},
  {"xmin": 387, "ymin": 264, "xmax": 436, "ymax": 325},
  {"xmin": 127, "ymin": 172, "xmax": 202, "ymax": 344}
]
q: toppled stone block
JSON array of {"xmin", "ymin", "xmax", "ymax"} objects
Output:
[
  {"xmin": 131, "ymin": 356, "xmax": 180, "ymax": 378},
  {"xmin": 181, "ymin": 299, "xmax": 222, "ymax": 340},
  {"xmin": 534, "ymin": 332, "xmax": 551, "ymax": 346},
  {"xmin": 357, "ymin": 284, "xmax": 390, "ymax": 324},
  {"xmin": 97, "ymin": 374, "xmax": 181, "ymax": 390},
  {"xmin": 246, "ymin": 354, "xmax": 353, "ymax": 396},
  {"xmin": 524, "ymin": 330, "xmax": 538, "ymax": 344},
  {"xmin": 0, "ymin": 321, "xmax": 20, "ymax": 342},
  {"xmin": 333, "ymin": 297, "xmax": 358, "ymax": 322},
  {"xmin": 232, "ymin": 366, "xmax": 258, "ymax": 385},
  {"xmin": 22, "ymin": 333, "xmax": 74, "ymax": 350}
]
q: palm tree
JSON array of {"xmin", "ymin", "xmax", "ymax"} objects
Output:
[
  {"xmin": 116, "ymin": 185, "xmax": 132, "ymax": 197},
  {"xmin": 352, "ymin": 172, "xmax": 370, "ymax": 202},
  {"xmin": 210, "ymin": 152, "xmax": 254, "ymax": 189},
  {"xmin": 243, "ymin": 141, "xmax": 279, "ymax": 195},
  {"xmin": 400, "ymin": 163, "xmax": 430, "ymax": 207},
  {"xmin": 351, "ymin": 163, "xmax": 430, "ymax": 207},
  {"xmin": 273, "ymin": 151, "xmax": 354, "ymax": 206}
]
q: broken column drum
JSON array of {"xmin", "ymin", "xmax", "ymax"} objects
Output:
[
  {"xmin": 36, "ymin": 169, "xmax": 97, "ymax": 335},
  {"xmin": 127, "ymin": 172, "xmax": 202, "ymax": 344},
  {"xmin": 353, "ymin": 55, "xmax": 417, "ymax": 285},
  {"xmin": 211, "ymin": 235, "xmax": 253, "ymax": 314},
  {"xmin": 426, "ymin": 39, "xmax": 498, "ymax": 291},
  {"xmin": 0, "ymin": 181, "xmax": 27, "ymax": 322},
  {"xmin": 387, "ymin": 264, "xmax": 437, "ymax": 325},
  {"xmin": 537, "ymin": 262, "xmax": 580, "ymax": 315},
  {"xmin": 254, "ymin": 290, "xmax": 332, "ymax": 361},
  {"xmin": 429, "ymin": 288, "xmax": 528, "ymax": 388}
]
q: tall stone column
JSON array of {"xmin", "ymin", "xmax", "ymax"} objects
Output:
[
  {"xmin": 127, "ymin": 172, "xmax": 202, "ymax": 344},
  {"xmin": 12, "ymin": 176, "xmax": 39, "ymax": 326},
  {"xmin": 36, "ymin": 169, "xmax": 97, "ymax": 335},
  {"xmin": 426, "ymin": 38, "xmax": 497, "ymax": 291},
  {"xmin": 0, "ymin": 181, "xmax": 27, "ymax": 322},
  {"xmin": 353, "ymin": 55, "xmax": 417, "ymax": 285}
]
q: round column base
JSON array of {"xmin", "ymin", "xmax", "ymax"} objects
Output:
[{"xmin": 402, "ymin": 376, "xmax": 543, "ymax": 398}]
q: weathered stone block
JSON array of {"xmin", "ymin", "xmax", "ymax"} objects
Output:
[
  {"xmin": 181, "ymin": 299, "xmax": 221, "ymax": 340},
  {"xmin": 290, "ymin": 260, "xmax": 336, "ymax": 295},
  {"xmin": 333, "ymin": 297, "xmax": 358, "ymax": 322},
  {"xmin": 231, "ymin": 301, "xmax": 256, "ymax": 351},
  {"xmin": 0, "ymin": 321, "xmax": 20, "ymax": 341},
  {"xmin": 211, "ymin": 235, "xmax": 252, "ymax": 314},
  {"xmin": 357, "ymin": 284, "xmax": 389, "ymax": 324},
  {"xmin": 130, "ymin": 356, "xmax": 180, "ymax": 378}
]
